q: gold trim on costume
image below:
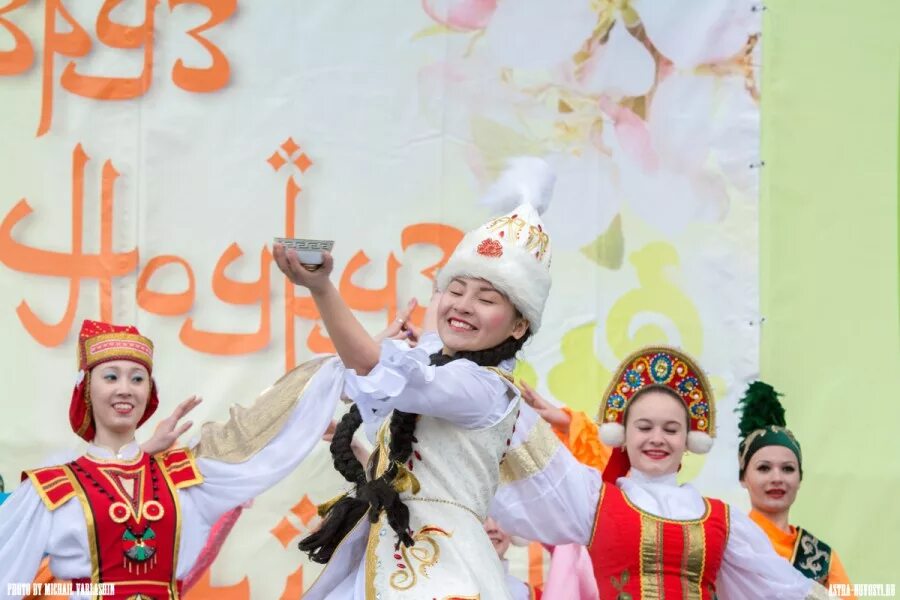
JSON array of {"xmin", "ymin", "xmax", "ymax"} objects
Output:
[
  {"xmin": 195, "ymin": 356, "xmax": 330, "ymax": 462},
  {"xmin": 82, "ymin": 332, "xmax": 154, "ymax": 370},
  {"xmin": 164, "ymin": 458, "xmax": 193, "ymax": 472},
  {"xmin": 484, "ymin": 366, "xmax": 515, "ymax": 384},
  {"xmin": 639, "ymin": 515, "xmax": 663, "ymax": 599},
  {"xmin": 499, "ymin": 418, "xmax": 558, "ymax": 484},
  {"xmin": 154, "ymin": 455, "xmax": 183, "ymax": 599},
  {"xmin": 621, "ymin": 492, "xmax": 713, "ymax": 525},
  {"xmin": 64, "ymin": 466, "xmax": 101, "ymax": 589},
  {"xmin": 681, "ymin": 520, "xmax": 705, "ymax": 600},
  {"xmin": 97, "ymin": 466, "xmax": 146, "ymax": 523},
  {"xmin": 29, "ymin": 477, "xmax": 75, "ymax": 510},
  {"xmin": 595, "ymin": 345, "xmax": 716, "ymax": 438},
  {"xmin": 78, "ymin": 371, "xmax": 94, "ymax": 439},
  {"xmin": 304, "ymin": 514, "xmax": 368, "ymax": 592},
  {"xmin": 404, "ymin": 497, "xmax": 481, "ymax": 522},
  {"xmin": 389, "ymin": 525, "xmax": 452, "ymax": 591},
  {"xmin": 83, "ymin": 446, "xmax": 145, "ymax": 466},
  {"xmin": 587, "ymin": 484, "xmax": 607, "ymax": 547},
  {"xmin": 162, "ymin": 449, "xmax": 203, "ymax": 489},
  {"xmin": 365, "ymin": 419, "xmax": 392, "ymax": 599}
]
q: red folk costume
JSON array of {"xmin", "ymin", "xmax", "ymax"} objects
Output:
[
  {"xmin": 491, "ymin": 346, "xmax": 830, "ymax": 599},
  {"xmin": 589, "ymin": 348, "xmax": 728, "ymax": 599},
  {"xmin": 1, "ymin": 320, "xmax": 346, "ymax": 599},
  {"xmin": 20, "ymin": 322, "xmax": 200, "ymax": 600}
]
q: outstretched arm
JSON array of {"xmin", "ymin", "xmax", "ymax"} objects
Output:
[
  {"xmin": 274, "ymin": 245, "xmax": 379, "ymax": 374},
  {"xmin": 0, "ymin": 481, "xmax": 53, "ymax": 596},
  {"xmin": 141, "ymin": 396, "xmax": 202, "ymax": 455}
]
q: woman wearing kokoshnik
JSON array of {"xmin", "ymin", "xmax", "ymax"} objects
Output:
[
  {"xmin": 490, "ymin": 346, "xmax": 832, "ymax": 599},
  {"xmin": 0, "ymin": 318, "xmax": 347, "ymax": 600},
  {"xmin": 270, "ymin": 157, "xmax": 556, "ymax": 599},
  {"xmin": 737, "ymin": 381, "xmax": 856, "ymax": 598}
]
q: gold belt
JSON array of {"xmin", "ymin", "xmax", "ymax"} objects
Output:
[{"xmin": 403, "ymin": 497, "xmax": 483, "ymax": 521}]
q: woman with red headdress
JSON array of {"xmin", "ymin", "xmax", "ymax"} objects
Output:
[
  {"xmin": 492, "ymin": 346, "xmax": 831, "ymax": 599},
  {"xmin": 0, "ymin": 319, "xmax": 344, "ymax": 599}
]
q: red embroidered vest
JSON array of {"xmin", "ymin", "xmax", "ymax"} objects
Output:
[
  {"xmin": 587, "ymin": 484, "xmax": 729, "ymax": 600},
  {"xmin": 23, "ymin": 448, "xmax": 203, "ymax": 600}
]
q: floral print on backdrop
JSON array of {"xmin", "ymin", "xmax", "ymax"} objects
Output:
[{"xmin": 418, "ymin": 0, "xmax": 761, "ymax": 247}]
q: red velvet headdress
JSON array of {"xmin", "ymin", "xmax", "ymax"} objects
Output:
[{"xmin": 69, "ymin": 319, "xmax": 157, "ymax": 441}]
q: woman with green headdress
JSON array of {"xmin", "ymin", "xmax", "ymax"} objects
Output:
[{"xmin": 738, "ymin": 381, "xmax": 855, "ymax": 598}]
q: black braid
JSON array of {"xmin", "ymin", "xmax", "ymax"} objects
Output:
[
  {"xmin": 299, "ymin": 330, "xmax": 531, "ymax": 563},
  {"xmin": 298, "ymin": 405, "xmax": 368, "ymax": 562}
]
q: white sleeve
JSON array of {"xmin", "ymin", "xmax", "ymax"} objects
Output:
[
  {"xmin": 416, "ymin": 331, "xmax": 443, "ymax": 354},
  {"xmin": 717, "ymin": 508, "xmax": 828, "ymax": 599},
  {"xmin": 490, "ymin": 403, "xmax": 602, "ymax": 546},
  {"xmin": 343, "ymin": 339, "xmax": 511, "ymax": 429},
  {"xmin": 0, "ymin": 481, "xmax": 53, "ymax": 597},
  {"xmin": 186, "ymin": 357, "xmax": 345, "ymax": 525}
]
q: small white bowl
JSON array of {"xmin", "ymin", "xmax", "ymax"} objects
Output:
[{"xmin": 297, "ymin": 250, "xmax": 324, "ymax": 265}]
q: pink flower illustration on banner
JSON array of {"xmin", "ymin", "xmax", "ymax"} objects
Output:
[
  {"xmin": 422, "ymin": 0, "xmax": 497, "ymax": 31},
  {"xmin": 415, "ymin": 0, "xmax": 761, "ymax": 242}
]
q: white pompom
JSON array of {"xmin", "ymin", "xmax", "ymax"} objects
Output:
[
  {"xmin": 480, "ymin": 156, "xmax": 555, "ymax": 215},
  {"xmin": 687, "ymin": 431, "xmax": 714, "ymax": 454},
  {"xmin": 599, "ymin": 422, "xmax": 625, "ymax": 447}
]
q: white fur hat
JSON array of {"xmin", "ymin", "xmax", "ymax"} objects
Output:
[{"xmin": 437, "ymin": 157, "xmax": 555, "ymax": 333}]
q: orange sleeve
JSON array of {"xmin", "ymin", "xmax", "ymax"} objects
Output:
[
  {"xmin": 24, "ymin": 558, "xmax": 56, "ymax": 600},
  {"xmin": 551, "ymin": 407, "xmax": 612, "ymax": 473},
  {"xmin": 828, "ymin": 551, "xmax": 856, "ymax": 599}
]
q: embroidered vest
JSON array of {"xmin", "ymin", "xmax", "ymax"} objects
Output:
[
  {"xmin": 588, "ymin": 484, "xmax": 729, "ymax": 600},
  {"xmin": 23, "ymin": 448, "xmax": 203, "ymax": 600},
  {"xmin": 792, "ymin": 527, "xmax": 832, "ymax": 585}
]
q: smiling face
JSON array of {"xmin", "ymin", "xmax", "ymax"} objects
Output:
[
  {"xmin": 483, "ymin": 517, "xmax": 512, "ymax": 558},
  {"xmin": 89, "ymin": 360, "xmax": 151, "ymax": 441},
  {"xmin": 623, "ymin": 388, "xmax": 689, "ymax": 477},
  {"xmin": 437, "ymin": 277, "xmax": 529, "ymax": 354},
  {"xmin": 741, "ymin": 445, "xmax": 801, "ymax": 515}
]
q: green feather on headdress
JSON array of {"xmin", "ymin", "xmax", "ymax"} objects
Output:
[
  {"xmin": 736, "ymin": 381, "xmax": 786, "ymax": 441},
  {"xmin": 736, "ymin": 381, "xmax": 802, "ymax": 477}
]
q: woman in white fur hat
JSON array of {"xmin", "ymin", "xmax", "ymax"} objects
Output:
[
  {"xmin": 492, "ymin": 346, "xmax": 832, "ymax": 599},
  {"xmin": 272, "ymin": 157, "xmax": 555, "ymax": 599}
]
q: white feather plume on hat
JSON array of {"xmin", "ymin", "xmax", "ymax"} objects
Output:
[{"xmin": 437, "ymin": 157, "xmax": 555, "ymax": 333}]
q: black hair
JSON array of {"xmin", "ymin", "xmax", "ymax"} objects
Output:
[{"xmin": 299, "ymin": 334, "xmax": 529, "ymax": 563}]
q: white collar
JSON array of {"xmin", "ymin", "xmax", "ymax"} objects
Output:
[
  {"xmin": 86, "ymin": 440, "xmax": 142, "ymax": 462},
  {"xmin": 498, "ymin": 357, "xmax": 516, "ymax": 372},
  {"xmin": 625, "ymin": 467, "xmax": 679, "ymax": 486},
  {"xmin": 618, "ymin": 467, "xmax": 707, "ymax": 520}
]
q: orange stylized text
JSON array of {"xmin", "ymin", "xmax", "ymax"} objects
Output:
[
  {"xmin": 0, "ymin": 0, "xmax": 236, "ymax": 136},
  {"xmin": 0, "ymin": 143, "xmax": 463, "ymax": 371}
]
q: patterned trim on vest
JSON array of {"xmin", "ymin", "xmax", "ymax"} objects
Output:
[
  {"xmin": 160, "ymin": 448, "xmax": 203, "ymax": 489},
  {"xmin": 792, "ymin": 527, "xmax": 832, "ymax": 584},
  {"xmin": 21, "ymin": 466, "xmax": 76, "ymax": 510}
]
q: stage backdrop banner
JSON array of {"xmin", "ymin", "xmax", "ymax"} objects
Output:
[
  {"xmin": 0, "ymin": 1, "xmax": 762, "ymax": 596},
  {"xmin": 761, "ymin": 0, "xmax": 900, "ymax": 587}
]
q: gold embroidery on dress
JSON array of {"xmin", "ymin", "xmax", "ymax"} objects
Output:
[
  {"xmin": 196, "ymin": 356, "xmax": 329, "ymax": 462},
  {"xmin": 499, "ymin": 418, "xmax": 558, "ymax": 484},
  {"xmin": 388, "ymin": 525, "xmax": 452, "ymax": 591},
  {"xmin": 639, "ymin": 516, "xmax": 664, "ymax": 599},
  {"xmin": 797, "ymin": 532, "xmax": 829, "ymax": 579},
  {"xmin": 681, "ymin": 520, "xmax": 705, "ymax": 600}
]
